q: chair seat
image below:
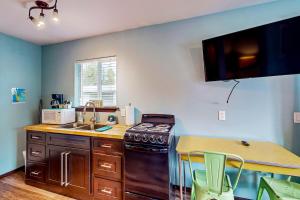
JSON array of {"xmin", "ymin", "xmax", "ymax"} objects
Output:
[
  {"xmin": 263, "ymin": 177, "xmax": 300, "ymax": 200},
  {"xmin": 193, "ymin": 169, "xmax": 234, "ymax": 200}
]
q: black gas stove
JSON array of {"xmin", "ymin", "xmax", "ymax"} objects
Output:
[{"xmin": 124, "ymin": 114, "xmax": 176, "ymax": 200}]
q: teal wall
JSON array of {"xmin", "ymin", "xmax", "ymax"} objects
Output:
[
  {"xmin": 41, "ymin": 1, "xmax": 300, "ymax": 198},
  {"xmin": 0, "ymin": 33, "xmax": 41, "ymax": 175}
]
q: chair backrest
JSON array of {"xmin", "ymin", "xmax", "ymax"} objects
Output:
[
  {"xmin": 188, "ymin": 151, "xmax": 244, "ymax": 195},
  {"xmin": 204, "ymin": 152, "xmax": 226, "ymax": 195}
]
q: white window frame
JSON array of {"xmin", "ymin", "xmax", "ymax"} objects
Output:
[{"xmin": 74, "ymin": 56, "xmax": 117, "ymax": 107}]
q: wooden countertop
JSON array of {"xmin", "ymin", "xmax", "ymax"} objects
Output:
[{"xmin": 24, "ymin": 124, "xmax": 131, "ymax": 140}]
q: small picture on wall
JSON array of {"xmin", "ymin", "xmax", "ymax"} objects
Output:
[{"xmin": 12, "ymin": 88, "xmax": 26, "ymax": 104}]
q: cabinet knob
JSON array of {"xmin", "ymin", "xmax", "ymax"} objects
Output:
[
  {"xmin": 101, "ymin": 187, "xmax": 112, "ymax": 195},
  {"xmin": 101, "ymin": 144, "xmax": 112, "ymax": 148},
  {"xmin": 31, "ymin": 151, "xmax": 40, "ymax": 155},
  {"xmin": 100, "ymin": 163, "xmax": 112, "ymax": 169},
  {"xmin": 30, "ymin": 171, "xmax": 40, "ymax": 176}
]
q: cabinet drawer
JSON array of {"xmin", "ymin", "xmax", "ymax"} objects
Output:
[
  {"xmin": 94, "ymin": 177, "xmax": 122, "ymax": 200},
  {"xmin": 27, "ymin": 131, "xmax": 45, "ymax": 144},
  {"xmin": 93, "ymin": 138, "xmax": 123, "ymax": 155},
  {"xmin": 47, "ymin": 133, "xmax": 90, "ymax": 149},
  {"xmin": 27, "ymin": 143, "xmax": 46, "ymax": 163},
  {"xmin": 26, "ymin": 163, "xmax": 46, "ymax": 183},
  {"xmin": 93, "ymin": 153, "xmax": 122, "ymax": 180}
]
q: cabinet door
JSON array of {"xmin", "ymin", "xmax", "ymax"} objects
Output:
[
  {"xmin": 47, "ymin": 145, "xmax": 68, "ymax": 186},
  {"xmin": 65, "ymin": 148, "xmax": 90, "ymax": 194}
]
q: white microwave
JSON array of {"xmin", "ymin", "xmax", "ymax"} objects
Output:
[{"xmin": 42, "ymin": 109, "xmax": 75, "ymax": 125}]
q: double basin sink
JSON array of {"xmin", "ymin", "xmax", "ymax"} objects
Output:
[{"xmin": 59, "ymin": 123, "xmax": 105, "ymax": 131}]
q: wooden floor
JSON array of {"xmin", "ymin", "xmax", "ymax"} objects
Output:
[
  {"xmin": 0, "ymin": 171, "xmax": 247, "ymax": 200},
  {"xmin": 0, "ymin": 171, "xmax": 74, "ymax": 200}
]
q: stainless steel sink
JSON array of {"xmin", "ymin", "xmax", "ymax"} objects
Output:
[
  {"xmin": 59, "ymin": 123, "xmax": 106, "ymax": 131},
  {"xmin": 76, "ymin": 124, "xmax": 106, "ymax": 131},
  {"xmin": 60, "ymin": 123, "xmax": 87, "ymax": 129}
]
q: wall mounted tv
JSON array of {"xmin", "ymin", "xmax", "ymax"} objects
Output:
[{"xmin": 203, "ymin": 16, "xmax": 300, "ymax": 82}]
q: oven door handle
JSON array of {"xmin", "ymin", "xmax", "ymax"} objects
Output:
[{"xmin": 125, "ymin": 144, "xmax": 168, "ymax": 153}]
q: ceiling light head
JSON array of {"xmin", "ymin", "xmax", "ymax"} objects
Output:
[
  {"xmin": 30, "ymin": 12, "xmax": 45, "ymax": 30},
  {"xmin": 30, "ymin": 16, "xmax": 45, "ymax": 30},
  {"xmin": 52, "ymin": 8, "xmax": 60, "ymax": 23}
]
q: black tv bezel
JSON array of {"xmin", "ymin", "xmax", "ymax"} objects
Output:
[{"xmin": 202, "ymin": 16, "xmax": 300, "ymax": 82}]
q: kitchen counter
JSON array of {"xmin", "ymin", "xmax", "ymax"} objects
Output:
[{"xmin": 24, "ymin": 124, "xmax": 131, "ymax": 139}]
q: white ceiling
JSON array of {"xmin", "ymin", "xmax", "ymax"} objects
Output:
[{"xmin": 0, "ymin": 0, "xmax": 276, "ymax": 45}]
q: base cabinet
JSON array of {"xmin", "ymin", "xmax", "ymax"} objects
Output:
[
  {"xmin": 47, "ymin": 145, "xmax": 91, "ymax": 194},
  {"xmin": 26, "ymin": 131, "xmax": 92, "ymax": 200},
  {"xmin": 93, "ymin": 138, "xmax": 124, "ymax": 200},
  {"xmin": 26, "ymin": 131, "xmax": 124, "ymax": 200}
]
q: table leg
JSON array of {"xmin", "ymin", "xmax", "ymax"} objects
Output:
[
  {"xmin": 178, "ymin": 153, "xmax": 183, "ymax": 200},
  {"xmin": 183, "ymin": 161, "xmax": 186, "ymax": 199}
]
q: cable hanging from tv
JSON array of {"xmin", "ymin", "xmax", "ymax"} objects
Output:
[{"xmin": 226, "ymin": 79, "xmax": 240, "ymax": 104}]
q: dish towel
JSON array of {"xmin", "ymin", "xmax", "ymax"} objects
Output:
[{"xmin": 95, "ymin": 126, "xmax": 112, "ymax": 132}]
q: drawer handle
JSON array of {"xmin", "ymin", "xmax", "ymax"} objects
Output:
[
  {"xmin": 31, "ymin": 136, "xmax": 40, "ymax": 139},
  {"xmin": 101, "ymin": 144, "xmax": 112, "ymax": 148},
  {"xmin": 30, "ymin": 171, "xmax": 41, "ymax": 176},
  {"xmin": 100, "ymin": 163, "xmax": 112, "ymax": 169},
  {"xmin": 101, "ymin": 187, "xmax": 112, "ymax": 195},
  {"xmin": 31, "ymin": 151, "xmax": 41, "ymax": 155}
]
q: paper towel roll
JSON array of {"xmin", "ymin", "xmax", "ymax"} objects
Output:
[{"xmin": 125, "ymin": 105, "xmax": 135, "ymax": 125}]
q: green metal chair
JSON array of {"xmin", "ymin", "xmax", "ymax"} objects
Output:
[
  {"xmin": 256, "ymin": 176, "xmax": 300, "ymax": 200},
  {"xmin": 188, "ymin": 151, "xmax": 244, "ymax": 200}
]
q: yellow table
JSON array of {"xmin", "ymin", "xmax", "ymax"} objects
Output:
[{"xmin": 176, "ymin": 136, "xmax": 300, "ymax": 200}]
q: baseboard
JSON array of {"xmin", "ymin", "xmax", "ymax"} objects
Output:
[{"xmin": 0, "ymin": 166, "xmax": 25, "ymax": 179}]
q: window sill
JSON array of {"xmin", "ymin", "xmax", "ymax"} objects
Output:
[{"xmin": 75, "ymin": 106, "xmax": 119, "ymax": 113}]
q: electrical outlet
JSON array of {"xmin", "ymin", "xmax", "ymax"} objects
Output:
[
  {"xmin": 121, "ymin": 108, "xmax": 126, "ymax": 117},
  {"xmin": 294, "ymin": 112, "xmax": 300, "ymax": 123},
  {"xmin": 218, "ymin": 110, "xmax": 226, "ymax": 121}
]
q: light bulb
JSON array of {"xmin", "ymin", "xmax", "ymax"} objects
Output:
[
  {"xmin": 30, "ymin": 16, "xmax": 45, "ymax": 30},
  {"xmin": 36, "ymin": 13, "xmax": 45, "ymax": 29},
  {"xmin": 52, "ymin": 9, "xmax": 60, "ymax": 24}
]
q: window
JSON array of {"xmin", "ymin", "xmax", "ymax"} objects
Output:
[{"xmin": 75, "ymin": 56, "xmax": 117, "ymax": 107}]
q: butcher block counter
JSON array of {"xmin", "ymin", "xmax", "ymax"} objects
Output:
[{"xmin": 24, "ymin": 123, "xmax": 130, "ymax": 140}]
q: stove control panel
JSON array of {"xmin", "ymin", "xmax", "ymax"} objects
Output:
[{"xmin": 125, "ymin": 132, "xmax": 168, "ymax": 145}]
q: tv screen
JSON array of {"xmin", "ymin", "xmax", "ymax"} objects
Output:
[{"xmin": 203, "ymin": 16, "xmax": 300, "ymax": 82}]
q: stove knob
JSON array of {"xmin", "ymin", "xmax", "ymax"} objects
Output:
[
  {"xmin": 149, "ymin": 135, "xmax": 156, "ymax": 143},
  {"xmin": 142, "ymin": 134, "xmax": 149, "ymax": 142},
  {"xmin": 157, "ymin": 136, "xmax": 164, "ymax": 144},
  {"xmin": 134, "ymin": 134, "xmax": 141, "ymax": 141}
]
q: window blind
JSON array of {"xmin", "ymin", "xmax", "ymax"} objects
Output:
[{"xmin": 76, "ymin": 56, "xmax": 117, "ymax": 106}]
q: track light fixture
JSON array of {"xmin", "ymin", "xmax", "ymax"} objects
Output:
[{"xmin": 28, "ymin": 0, "xmax": 59, "ymax": 29}]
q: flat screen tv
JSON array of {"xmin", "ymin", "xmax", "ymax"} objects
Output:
[{"xmin": 203, "ymin": 16, "xmax": 300, "ymax": 82}]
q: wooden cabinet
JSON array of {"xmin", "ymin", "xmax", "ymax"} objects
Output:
[
  {"xmin": 27, "ymin": 143, "xmax": 46, "ymax": 163},
  {"xmin": 94, "ymin": 177, "xmax": 122, "ymax": 200},
  {"xmin": 93, "ymin": 138, "xmax": 123, "ymax": 155},
  {"xmin": 26, "ymin": 131, "xmax": 92, "ymax": 200},
  {"xmin": 26, "ymin": 131, "xmax": 124, "ymax": 200},
  {"xmin": 93, "ymin": 153, "xmax": 122, "ymax": 181},
  {"xmin": 26, "ymin": 162, "xmax": 47, "ymax": 183},
  {"xmin": 26, "ymin": 131, "xmax": 47, "ymax": 185},
  {"xmin": 93, "ymin": 138, "xmax": 124, "ymax": 200},
  {"xmin": 64, "ymin": 147, "xmax": 90, "ymax": 193}
]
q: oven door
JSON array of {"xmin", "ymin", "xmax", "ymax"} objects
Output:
[{"xmin": 125, "ymin": 143, "xmax": 169, "ymax": 200}]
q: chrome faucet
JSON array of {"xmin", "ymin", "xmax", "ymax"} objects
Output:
[{"xmin": 83, "ymin": 101, "xmax": 97, "ymax": 130}]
